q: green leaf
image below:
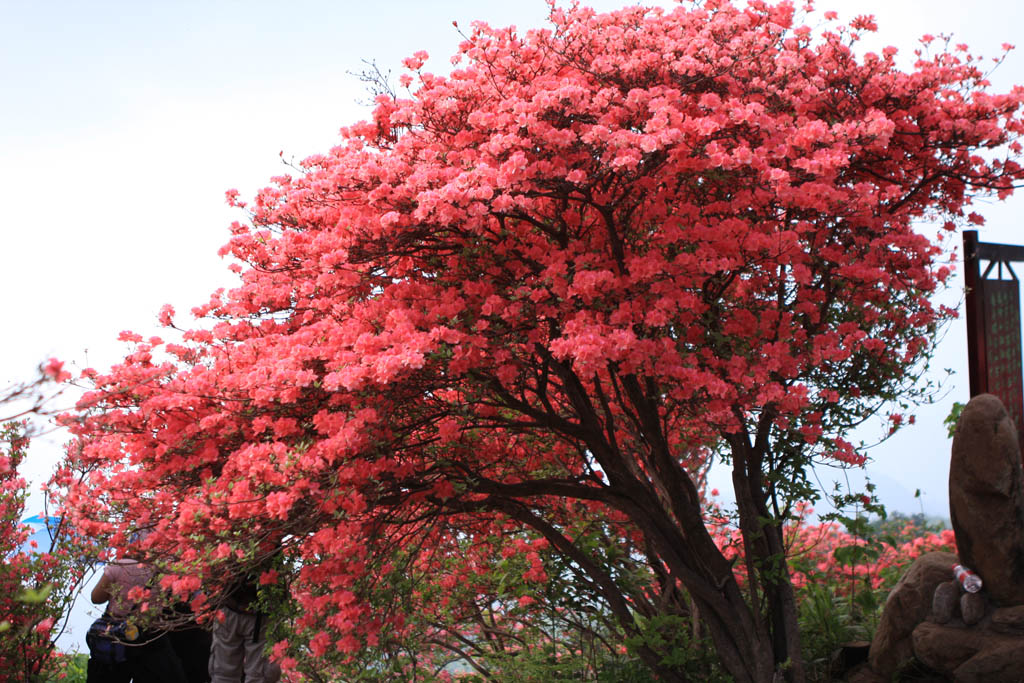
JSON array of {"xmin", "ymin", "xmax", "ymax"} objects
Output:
[{"xmin": 19, "ymin": 584, "xmax": 53, "ymax": 604}]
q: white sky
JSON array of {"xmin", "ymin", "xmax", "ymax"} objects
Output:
[{"xmin": 3, "ymin": 0, "xmax": 1024, "ymax": 651}]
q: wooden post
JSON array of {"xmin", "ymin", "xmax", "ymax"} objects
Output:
[{"xmin": 964, "ymin": 230, "xmax": 986, "ymax": 396}]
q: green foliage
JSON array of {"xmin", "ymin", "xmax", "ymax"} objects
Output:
[
  {"xmin": 795, "ymin": 503, "xmax": 955, "ymax": 682},
  {"xmin": 821, "ymin": 482, "xmax": 888, "ymax": 603},
  {"xmin": 0, "ymin": 422, "xmax": 96, "ymax": 682},
  {"xmin": 43, "ymin": 653, "xmax": 88, "ymax": 683},
  {"xmin": 0, "ymin": 585, "xmax": 55, "ymax": 636},
  {"xmin": 798, "ymin": 579, "xmax": 880, "ymax": 682},
  {"xmin": 944, "ymin": 401, "xmax": 965, "ymax": 439},
  {"xmin": 18, "ymin": 585, "xmax": 55, "ymax": 606},
  {"xmin": 624, "ymin": 614, "xmax": 729, "ymax": 683},
  {"xmin": 595, "ymin": 660, "xmax": 659, "ymax": 683}
]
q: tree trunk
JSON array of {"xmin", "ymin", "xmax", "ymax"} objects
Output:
[
  {"xmin": 621, "ymin": 486, "xmax": 778, "ymax": 683},
  {"xmin": 729, "ymin": 435, "xmax": 806, "ymax": 683}
]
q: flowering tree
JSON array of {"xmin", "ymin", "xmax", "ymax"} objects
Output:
[{"xmin": 64, "ymin": 1, "xmax": 1024, "ymax": 681}]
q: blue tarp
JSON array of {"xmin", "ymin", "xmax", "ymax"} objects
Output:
[{"xmin": 17, "ymin": 513, "xmax": 59, "ymax": 555}]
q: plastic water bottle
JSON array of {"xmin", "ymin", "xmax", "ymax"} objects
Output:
[{"xmin": 953, "ymin": 563, "xmax": 983, "ymax": 593}]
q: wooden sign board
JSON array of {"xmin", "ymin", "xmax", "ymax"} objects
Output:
[{"xmin": 964, "ymin": 230, "xmax": 1024, "ymax": 454}]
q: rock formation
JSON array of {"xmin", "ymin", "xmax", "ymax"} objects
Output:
[
  {"xmin": 868, "ymin": 551, "xmax": 958, "ymax": 677},
  {"xmin": 948, "ymin": 393, "xmax": 1024, "ymax": 606},
  {"xmin": 864, "ymin": 394, "xmax": 1024, "ymax": 682}
]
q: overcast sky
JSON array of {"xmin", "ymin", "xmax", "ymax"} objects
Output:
[{"xmin": 3, "ymin": 0, "xmax": 1024, "ymax": 650}]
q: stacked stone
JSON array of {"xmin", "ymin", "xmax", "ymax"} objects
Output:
[{"xmin": 866, "ymin": 394, "xmax": 1024, "ymax": 682}]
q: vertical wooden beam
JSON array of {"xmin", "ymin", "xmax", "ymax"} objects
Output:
[{"xmin": 964, "ymin": 230, "xmax": 986, "ymax": 397}]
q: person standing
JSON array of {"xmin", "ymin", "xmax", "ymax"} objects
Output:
[
  {"xmin": 169, "ymin": 604, "xmax": 213, "ymax": 683},
  {"xmin": 208, "ymin": 576, "xmax": 281, "ymax": 683},
  {"xmin": 87, "ymin": 555, "xmax": 187, "ymax": 683}
]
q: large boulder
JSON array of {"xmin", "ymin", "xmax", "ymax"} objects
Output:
[
  {"xmin": 868, "ymin": 551, "xmax": 957, "ymax": 678},
  {"xmin": 949, "ymin": 393, "xmax": 1024, "ymax": 606}
]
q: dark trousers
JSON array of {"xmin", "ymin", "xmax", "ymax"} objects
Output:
[
  {"xmin": 86, "ymin": 633, "xmax": 187, "ymax": 683},
  {"xmin": 170, "ymin": 625, "xmax": 213, "ymax": 683}
]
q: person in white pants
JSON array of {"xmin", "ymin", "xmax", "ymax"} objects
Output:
[{"xmin": 208, "ymin": 584, "xmax": 281, "ymax": 683}]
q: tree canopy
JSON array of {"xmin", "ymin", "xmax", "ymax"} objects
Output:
[{"xmin": 64, "ymin": 2, "xmax": 1024, "ymax": 681}]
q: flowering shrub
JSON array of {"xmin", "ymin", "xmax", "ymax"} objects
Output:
[
  {"xmin": 0, "ymin": 424, "xmax": 91, "ymax": 682},
  {"xmin": 786, "ymin": 512, "xmax": 956, "ymax": 594},
  {"xmin": 788, "ymin": 508, "xmax": 955, "ymax": 681},
  {"xmin": 62, "ymin": 1, "xmax": 1023, "ymax": 680}
]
